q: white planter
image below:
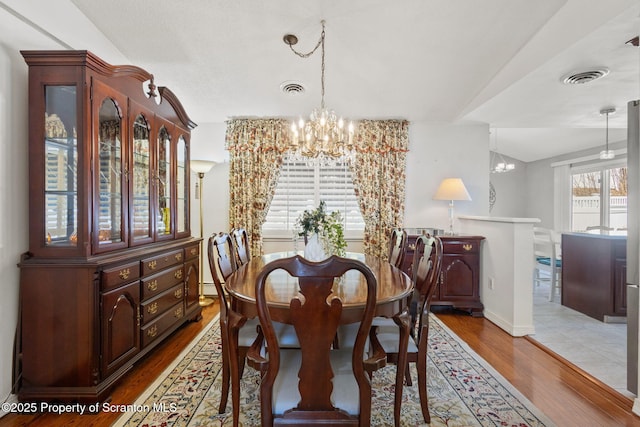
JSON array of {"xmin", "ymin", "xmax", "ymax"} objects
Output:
[{"xmin": 303, "ymin": 233, "xmax": 328, "ymax": 261}]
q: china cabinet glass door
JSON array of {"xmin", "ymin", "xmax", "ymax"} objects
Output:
[
  {"xmin": 131, "ymin": 113, "xmax": 153, "ymax": 244},
  {"xmin": 44, "ymin": 85, "xmax": 78, "ymax": 247},
  {"xmin": 156, "ymin": 126, "xmax": 172, "ymax": 238},
  {"xmin": 176, "ymin": 135, "xmax": 189, "ymax": 236},
  {"xmin": 96, "ymin": 97, "xmax": 126, "ymax": 250}
]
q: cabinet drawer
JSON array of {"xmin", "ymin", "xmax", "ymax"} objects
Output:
[
  {"xmin": 141, "ymin": 249, "xmax": 184, "ymax": 276},
  {"xmin": 101, "ymin": 262, "xmax": 141, "ymax": 291},
  {"xmin": 443, "ymin": 240, "xmax": 479, "ymax": 254},
  {"xmin": 141, "ymin": 265, "xmax": 184, "ymax": 300},
  {"xmin": 141, "ymin": 301, "xmax": 185, "ymax": 347},
  {"xmin": 184, "ymin": 243, "xmax": 200, "ymax": 261},
  {"xmin": 141, "ymin": 283, "xmax": 185, "ymax": 324}
]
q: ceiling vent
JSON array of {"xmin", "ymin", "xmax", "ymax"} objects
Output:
[
  {"xmin": 561, "ymin": 68, "xmax": 609, "ymax": 85},
  {"xmin": 280, "ymin": 81, "xmax": 305, "ymax": 95}
]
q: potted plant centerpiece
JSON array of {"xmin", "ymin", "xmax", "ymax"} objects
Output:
[{"xmin": 296, "ymin": 201, "xmax": 347, "ymax": 260}]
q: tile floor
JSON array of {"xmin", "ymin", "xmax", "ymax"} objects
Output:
[{"xmin": 529, "ymin": 281, "xmax": 632, "ymax": 398}]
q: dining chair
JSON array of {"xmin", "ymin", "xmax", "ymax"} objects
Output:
[
  {"xmin": 374, "ymin": 234, "xmax": 443, "ymax": 424},
  {"xmin": 533, "ymin": 227, "xmax": 562, "ymax": 302},
  {"xmin": 207, "ymin": 232, "xmax": 297, "ymax": 415},
  {"xmin": 246, "ymin": 255, "xmax": 386, "ymax": 426},
  {"xmin": 208, "ymin": 232, "xmax": 254, "ymax": 414},
  {"xmin": 231, "ymin": 227, "xmax": 251, "ymax": 266},
  {"xmin": 388, "ymin": 228, "xmax": 408, "ymax": 268}
]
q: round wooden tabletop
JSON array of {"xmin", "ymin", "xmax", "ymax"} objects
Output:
[{"xmin": 225, "ymin": 251, "xmax": 413, "ymax": 322}]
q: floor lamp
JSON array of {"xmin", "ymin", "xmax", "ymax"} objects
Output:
[
  {"xmin": 191, "ymin": 159, "xmax": 216, "ymax": 306},
  {"xmin": 433, "ymin": 178, "xmax": 472, "ymax": 235}
]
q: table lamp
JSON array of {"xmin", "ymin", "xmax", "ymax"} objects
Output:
[
  {"xmin": 190, "ymin": 159, "xmax": 216, "ymax": 306},
  {"xmin": 433, "ymin": 178, "xmax": 472, "ymax": 235}
]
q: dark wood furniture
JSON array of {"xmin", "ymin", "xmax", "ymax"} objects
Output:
[
  {"xmin": 17, "ymin": 50, "xmax": 201, "ymax": 402},
  {"xmin": 402, "ymin": 232, "xmax": 485, "ymax": 317},
  {"xmin": 231, "ymin": 228, "xmax": 251, "ymax": 266},
  {"xmin": 225, "ymin": 252, "xmax": 413, "ymax": 427},
  {"xmin": 247, "ymin": 255, "xmax": 386, "ymax": 426},
  {"xmin": 561, "ymin": 232, "xmax": 627, "ymax": 321},
  {"xmin": 388, "ymin": 228, "xmax": 408, "ymax": 268},
  {"xmin": 375, "ymin": 235, "xmax": 443, "ymax": 424}
]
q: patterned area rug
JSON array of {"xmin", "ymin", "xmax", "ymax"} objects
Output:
[{"xmin": 113, "ymin": 315, "xmax": 554, "ymax": 427}]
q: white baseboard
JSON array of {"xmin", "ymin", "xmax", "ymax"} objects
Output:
[{"xmin": 484, "ymin": 309, "xmax": 535, "ymax": 337}]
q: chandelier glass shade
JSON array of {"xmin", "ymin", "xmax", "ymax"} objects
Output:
[{"xmin": 285, "ymin": 20, "xmax": 355, "ymax": 163}]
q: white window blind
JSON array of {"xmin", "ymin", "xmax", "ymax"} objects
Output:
[{"xmin": 263, "ymin": 156, "xmax": 365, "ymax": 234}]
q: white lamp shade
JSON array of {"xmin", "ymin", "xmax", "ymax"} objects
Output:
[
  {"xmin": 190, "ymin": 159, "xmax": 216, "ymax": 174},
  {"xmin": 433, "ymin": 178, "xmax": 472, "ymax": 201}
]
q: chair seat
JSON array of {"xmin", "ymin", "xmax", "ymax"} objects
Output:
[
  {"xmin": 273, "ymin": 349, "xmax": 359, "ymax": 416},
  {"xmin": 375, "ymin": 324, "xmax": 418, "ymax": 354},
  {"xmin": 535, "ymin": 256, "xmax": 562, "ymax": 268},
  {"xmin": 240, "ymin": 318, "xmax": 299, "ymax": 348}
]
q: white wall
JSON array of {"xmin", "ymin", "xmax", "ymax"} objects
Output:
[
  {"xmin": 404, "ymin": 122, "xmax": 490, "ymax": 230},
  {"xmin": 489, "ymin": 154, "xmax": 528, "ymax": 217},
  {"xmin": 0, "ymin": 41, "xmax": 29, "ymax": 408}
]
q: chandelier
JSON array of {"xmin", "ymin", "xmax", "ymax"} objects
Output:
[
  {"xmin": 599, "ymin": 107, "xmax": 616, "ymax": 160},
  {"xmin": 490, "ymin": 128, "xmax": 515, "ymax": 173},
  {"xmin": 284, "ymin": 20, "xmax": 355, "ymax": 163}
]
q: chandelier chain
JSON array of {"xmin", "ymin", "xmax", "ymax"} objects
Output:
[
  {"xmin": 285, "ymin": 20, "xmax": 355, "ymax": 164},
  {"xmin": 287, "ymin": 21, "xmax": 326, "ymax": 108}
]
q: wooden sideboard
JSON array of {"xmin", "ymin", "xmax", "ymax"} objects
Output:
[
  {"xmin": 402, "ymin": 233, "xmax": 485, "ymax": 317},
  {"xmin": 561, "ymin": 232, "xmax": 627, "ymax": 321}
]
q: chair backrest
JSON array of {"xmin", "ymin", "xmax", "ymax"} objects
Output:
[
  {"xmin": 210, "ymin": 232, "xmax": 238, "ymax": 282},
  {"xmin": 533, "ymin": 227, "xmax": 557, "ymax": 262},
  {"xmin": 411, "ymin": 235, "xmax": 443, "ymax": 333},
  {"xmin": 388, "ymin": 228, "xmax": 408, "ymax": 268},
  {"xmin": 207, "ymin": 233, "xmax": 229, "ymax": 320},
  {"xmin": 413, "ymin": 235, "xmax": 443, "ymax": 300},
  {"xmin": 231, "ymin": 227, "xmax": 251, "ymax": 266},
  {"xmin": 254, "ymin": 255, "xmax": 378, "ymax": 425}
]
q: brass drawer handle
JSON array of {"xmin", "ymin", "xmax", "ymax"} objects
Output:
[
  {"xmin": 147, "ymin": 302, "xmax": 158, "ymax": 315},
  {"xmin": 119, "ymin": 268, "xmax": 130, "ymax": 280},
  {"xmin": 408, "ymin": 244, "xmax": 416, "ymax": 251},
  {"xmin": 148, "ymin": 260, "xmax": 157, "ymax": 270},
  {"xmin": 147, "ymin": 280, "xmax": 158, "ymax": 292},
  {"xmin": 463, "ymin": 244, "xmax": 473, "ymax": 251},
  {"xmin": 175, "ymin": 253, "xmax": 182, "ymax": 261},
  {"xmin": 174, "ymin": 306, "xmax": 183, "ymax": 318},
  {"xmin": 147, "ymin": 325, "xmax": 158, "ymax": 338},
  {"xmin": 174, "ymin": 288, "xmax": 183, "ymax": 299},
  {"xmin": 175, "ymin": 270, "xmax": 183, "ymax": 280},
  {"xmin": 190, "ymin": 248, "xmax": 197, "ymax": 256}
]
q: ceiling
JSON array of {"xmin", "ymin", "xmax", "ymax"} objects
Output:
[{"xmin": 68, "ymin": 0, "xmax": 640, "ymax": 162}]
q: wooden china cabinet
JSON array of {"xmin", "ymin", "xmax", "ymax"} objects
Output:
[
  {"xmin": 17, "ymin": 51, "xmax": 201, "ymax": 402},
  {"xmin": 402, "ymin": 231, "xmax": 485, "ymax": 317}
]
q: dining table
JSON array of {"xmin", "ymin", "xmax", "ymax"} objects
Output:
[{"xmin": 223, "ymin": 251, "xmax": 414, "ymax": 426}]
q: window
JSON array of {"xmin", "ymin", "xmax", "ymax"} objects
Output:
[
  {"xmin": 262, "ymin": 155, "xmax": 365, "ymax": 237},
  {"xmin": 571, "ymin": 163, "xmax": 627, "ymax": 232}
]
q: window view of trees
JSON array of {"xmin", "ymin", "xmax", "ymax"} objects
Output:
[{"xmin": 571, "ymin": 166, "xmax": 627, "ymax": 232}]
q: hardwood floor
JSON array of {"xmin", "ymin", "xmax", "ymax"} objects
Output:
[{"xmin": 1, "ymin": 304, "xmax": 639, "ymax": 426}]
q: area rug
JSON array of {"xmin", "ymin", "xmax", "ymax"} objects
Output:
[{"xmin": 113, "ymin": 315, "xmax": 555, "ymax": 427}]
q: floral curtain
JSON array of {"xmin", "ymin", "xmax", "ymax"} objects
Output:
[
  {"xmin": 225, "ymin": 118, "xmax": 290, "ymax": 255},
  {"xmin": 351, "ymin": 120, "xmax": 409, "ymax": 259}
]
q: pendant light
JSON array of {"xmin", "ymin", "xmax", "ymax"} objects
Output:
[{"xmin": 599, "ymin": 107, "xmax": 616, "ymax": 160}]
